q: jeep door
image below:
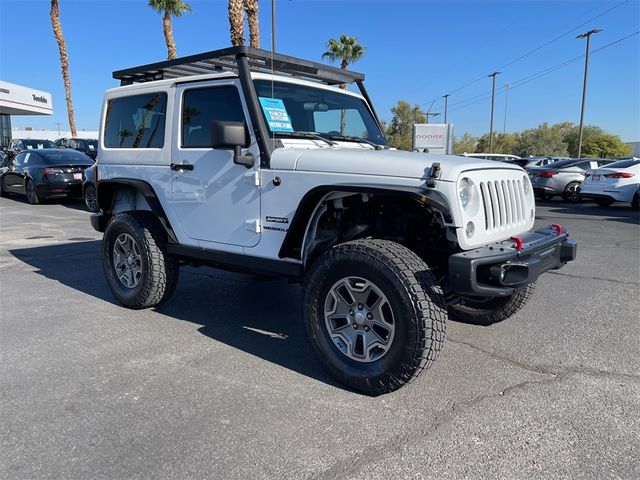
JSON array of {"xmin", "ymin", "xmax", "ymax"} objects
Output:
[{"xmin": 169, "ymin": 81, "xmax": 261, "ymax": 248}]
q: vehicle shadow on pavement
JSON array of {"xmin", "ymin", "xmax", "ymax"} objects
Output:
[
  {"xmin": 1, "ymin": 192, "xmax": 89, "ymax": 211},
  {"xmin": 156, "ymin": 269, "xmax": 343, "ymax": 389},
  {"xmin": 8, "ymin": 242, "xmax": 342, "ymax": 389},
  {"xmin": 8, "ymin": 240, "xmax": 118, "ymax": 305}
]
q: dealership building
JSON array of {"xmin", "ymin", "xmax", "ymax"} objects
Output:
[{"xmin": 0, "ymin": 80, "xmax": 53, "ymax": 147}]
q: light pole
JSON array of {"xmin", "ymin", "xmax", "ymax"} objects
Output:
[
  {"xmin": 488, "ymin": 71, "xmax": 501, "ymax": 153},
  {"xmin": 443, "ymin": 94, "xmax": 450, "ymax": 124},
  {"xmin": 576, "ymin": 28, "xmax": 602, "ymax": 158},
  {"xmin": 425, "ymin": 112, "xmax": 440, "ymax": 124},
  {"xmin": 503, "ymin": 83, "xmax": 511, "ymax": 135},
  {"xmin": 271, "ymin": 0, "xmax": 276, "ymax": 53}
]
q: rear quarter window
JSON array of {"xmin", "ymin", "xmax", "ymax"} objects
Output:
[{"xmin": 104, "ymin": 92, "xmax": 167, "ymax": 148}]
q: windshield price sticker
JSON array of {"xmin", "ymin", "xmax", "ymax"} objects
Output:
[{"xmin": 259, "ymin": 97, "xmax": 294, "ymax": 132}]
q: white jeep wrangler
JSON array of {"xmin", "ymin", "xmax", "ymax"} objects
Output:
[{"xmin": 92, "ymin": 47, "xmax": 577, "ymax": 394}]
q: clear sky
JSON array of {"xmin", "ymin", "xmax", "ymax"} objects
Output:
[{"xmin": 1, "ymin": 0, "xmax": 638, "ymax": 140}]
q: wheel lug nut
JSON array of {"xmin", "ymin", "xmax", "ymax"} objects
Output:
[
  {"xmin": 367, "ymin": 313, "xmax": 373, "ymax": 320},
  {"xmin": 358, "ymin": 303, "xmax": 363, "ymax": 310},
  {"xmin": 349, "ymin": 310, "xmax": 354, "ymax": 316},
  {"xmin": 353, "ymin": 324, "xmax": 358, "ymax": 329},
  {"xmin": 364, "ymin": 326, "xmax": 370, "ymax": 332}
]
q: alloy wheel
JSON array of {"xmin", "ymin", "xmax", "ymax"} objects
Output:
[
  {"xmin": 324, "ymin": 276, "xmax": 395, "ymax": 363},
  {"xmin": 113, "ymin": 233, "xmax": 143, "ymax": 289}
]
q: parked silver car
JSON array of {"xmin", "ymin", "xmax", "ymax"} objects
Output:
[{"xmin": 531, "ymin": 158, "xmax": 614, "ymax": 202}]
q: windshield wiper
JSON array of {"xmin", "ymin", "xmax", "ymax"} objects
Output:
[
  {"xmin": 274, "ymin": 131, "xmax": 338, "ymax": 147},
  {"xmin": 327, "ymin": 134, "xmax": 385, "ymax": 150}
]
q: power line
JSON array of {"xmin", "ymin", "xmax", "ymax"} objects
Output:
[
  {"xmin": 446, "ymin": 30, "xmax": 639, "ymax": 114},
  {"xmin": 421, "ymin": 0, "xmax": 629, "ymax": 107}
]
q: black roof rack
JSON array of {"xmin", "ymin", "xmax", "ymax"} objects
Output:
[{"xmin": 113, "ymin": 46, "xmax": 365, "ymax": 86}]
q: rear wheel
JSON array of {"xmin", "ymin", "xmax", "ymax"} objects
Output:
[
  {"xmin": 84, "ymin": 183, "xmax": 98, "ymax": 212},
  {"xmin": 595, "ymin": 197, "xmax": 614, "ymax": 207},
  {"xmin": 448, "ymin": 284, "xmax": 535, "ymax": 326},
  {"xmin": 102, "ymin": 211, "xmax": 179, "ymax": 309},
  {"xmin": 25, "ymin": 179, "xmax": 41, "ymax": 205},
  {"xmin": 303, "ymin": 239, "xmax": 447, "ymax": 395},
  {"xmin": 562, "ymin": 182, "xmax": 581, "ymax": 203}
]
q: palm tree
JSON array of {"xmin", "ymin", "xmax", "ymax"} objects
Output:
[
  {"xmin": 228, "ymin": 0, "xmax": 260, "ymax": 47},
  {"xmin": 322, "ymin": 35, "xmax": 366, "ymax": 133},
  {"xmin": 148, "ymin": 0, "xmax": 192, "ymax": 60},
  {"xmin": 243, "ymin": 0, "xmax": 260, "ymax": 48},
  {"xmin": 50, "ymin": 0, "xmax": 77, "ymax": 137},
  {"xmin": 228, "ymin": 0, "xmax": 245, "ymax": 46}
]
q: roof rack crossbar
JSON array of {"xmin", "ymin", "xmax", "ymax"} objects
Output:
[{"xmin": 113, "ymin": 46, "xmax": 364, "ymax": 86}]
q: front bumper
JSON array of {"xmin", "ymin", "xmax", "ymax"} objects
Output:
[{"xmin": 448, "ymin": 225, "xmax": 577, "ymax": 297}]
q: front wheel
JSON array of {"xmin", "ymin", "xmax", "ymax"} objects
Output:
[
  {"xmin": 102, "ymin": 211, "xmax": 179, "ymax": 309},
  {"xmin": 448, "ymin": 284, "xmax": 535, "ymax": 326},
  {"xmin": 562, "ymin": 182, "xmax": 581, "ymax": 203},
  {"xmin": 303, "ymin": 239, "xmax": 447, "ymax": 395}
]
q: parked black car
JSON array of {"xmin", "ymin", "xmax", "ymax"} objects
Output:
[
  {"xmin": 0, "ymin": 148, "xmax": 93, "ymax": 204},
  {"xmin": 4, "ymin": 138, "xmax": 58, "ymax": 163},
  {"xmin": 55, "ymin": 137, "xmax": 98, "ymax": 160}
]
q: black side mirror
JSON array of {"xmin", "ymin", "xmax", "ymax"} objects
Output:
[{"xmin": 211, "ymin": 121, "xmax": 254, "ymax": 168}]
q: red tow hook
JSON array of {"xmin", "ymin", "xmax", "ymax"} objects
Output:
[
  {"xmin": 551, "ymin": 223, "xmax": 563, "ymax": 236},
  {"xmin": 510, "ymin": 236, "xmax": 523, "ymax": 251}
]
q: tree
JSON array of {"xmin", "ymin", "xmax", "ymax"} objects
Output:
[
  {"xmin": 228, "ymin": 0, "xmax": 260, "ymax": 48},
  {"xmin": 148, "ymin": 0, "xmax": 191, "ymax": 60},
  {"xmin": 453, "ymin": 133, "xmax": 478, "ymax": 154},
  {"xmin": 322, "ymin": 35, "xmax": 366, "ymax": 133},
  {"xmin": 476, "ymin": 132, "xmax": 519, "ymax": 154},
  {"xmin": 562, "ymin": 125, "xmax": 632, "ymax": 158},
  {"xmin": 513, "ymin": 122, "xmax": 568, "ymax": 157},
  {"xmin": 385, "ymin": 101, "xmax": 426, "ymax": 151},
  {"xmin": 50, "ymin": 0, "xmax": 77, "ymax": 137}
]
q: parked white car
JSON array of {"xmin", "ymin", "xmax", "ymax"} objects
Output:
[{"xmin": 580, "ymin": 159, "xmax": 640, "ymax": 207}]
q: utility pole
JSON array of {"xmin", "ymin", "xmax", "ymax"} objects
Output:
[
  {"xmin": 55, "ymin": 122, "xmax": 63, "ymax": 136},
  {"xmin": 503, "ymin": 83, "xmax": 511, "ymax": 135},
  {"xmin": 443, "ymin": 94, "xmax": 450, "ymax": 124},
  {"xmin": 425, "ymin": 112, "xmax": 440, "ymax": 124},
  {"xmin": 488, "ymin": 71, "xmax": 500, "ymax": 153},
  {"xmin": 576, "ymin": 28, "xmax": 602, "ymax": 158},
  {"xmin": 271, "ymin": 0, "xmax": 276, "ymax": 53}
]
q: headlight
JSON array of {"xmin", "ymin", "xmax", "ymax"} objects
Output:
[
  {"xmin": 523, "ymin": 175, "xmax": 531, "ymax": 195},
  {"xmin": 458, "ymin": 177, "xmax": 479, "ymax": 216}
]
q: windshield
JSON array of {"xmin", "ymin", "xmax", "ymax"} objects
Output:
[
  {"xmin": 253, "ymin": 80, "xmax": 387, "ymax": 146},
  {"xmin": 21, "ymin": 139, "xmax": 56, "ymax": 149}
]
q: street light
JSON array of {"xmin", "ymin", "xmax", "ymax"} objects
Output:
[
  {"xmin": 443, "ymin": 94, "xmax": 450, "ymax": 124},
  {"xmin": 503, "ymin": 83, "xmax": 511, "ymax": 135},
  {"xmin": 488, "ymin": 71, "xmax": 501, "ymax": 153},
  {"xmin": 576, "ymin": 28, "xmax": 602, "ymax": 158}
]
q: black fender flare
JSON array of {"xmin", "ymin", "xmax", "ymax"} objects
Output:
[
  {"xmin": 96, "ymin": 178, "xmax": 178, "ymax": 243},
  {"xmin": 278, "ymin": 184, "xmax": 453, "ymax": 261}
]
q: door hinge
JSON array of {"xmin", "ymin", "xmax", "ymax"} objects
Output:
[
  {"xmin": 245, "ymin": 219, "xmax": 261, "ymax": 233},
  {"xmin": 243, "ymin": 171, "xmax": 260, "ymax": 187}
]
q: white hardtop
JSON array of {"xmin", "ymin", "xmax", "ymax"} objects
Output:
[{"xmin": 104, "ymin": 71, "xmax": 362, "ymax": 98}]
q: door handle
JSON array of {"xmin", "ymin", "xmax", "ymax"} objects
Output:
[{"xmin": 170, "ymin": 162, "xmax": 194, "ymax": 171}]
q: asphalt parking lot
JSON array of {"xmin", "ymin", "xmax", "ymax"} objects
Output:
[{"xmin": 1, "ymin": 194, "xmax": 638, "ymax": 479}]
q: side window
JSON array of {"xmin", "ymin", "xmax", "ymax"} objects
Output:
[
  {"xmin": 104, "ymin": 92, "xmax": 167, "ymax": 148},
  {"xmin": 575, "ymin": 162, "xmax": 590, "ymax": 170},
  {"xmin": 596, "ymin": 160, "xmax": 611, "ymax": 167},
  {"xmin": 181, "ymin": 86, "xmax": 246, "ymax": 148}
]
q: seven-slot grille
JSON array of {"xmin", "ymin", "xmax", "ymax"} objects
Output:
[{"xmin": 478, "ymin": 179, "xmax": 527, "ymax": 232}]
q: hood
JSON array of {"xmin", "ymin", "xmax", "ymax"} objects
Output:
[{"xmin": 270, "ymin": 147, "xmax": 524, "ymax": 182}]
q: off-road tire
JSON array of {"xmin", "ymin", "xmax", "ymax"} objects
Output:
[
  {"xmin": 595, "ymin": 198, "xmax": 614, "ymax": 207},
  {"xmin": 303, "ymin": 239, "xmax": 447, "ymax": 395},
  {"xmin": 25, "ymin": 179, "xmax": 40, "ymax": 205},
  {"xmin": 562, "ymin": 182, "xmax": 581, "ymax": 203},
  {"xmin": 102, "ymin": 211, "xmax": 179, "ymax": 309},
  {"xmin": 448, "ymin": 283, "xmax": 535, "ymax": 326}
]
